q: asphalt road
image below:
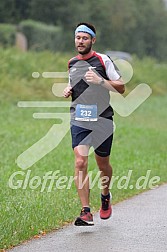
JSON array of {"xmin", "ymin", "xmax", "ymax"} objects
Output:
[{"xmin": 9, "ymin": 184, "xmax": 167, "ymax": 252}]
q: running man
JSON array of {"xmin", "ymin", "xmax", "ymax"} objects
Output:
[{"xmin": 63, "ymin": 22, "xmax": 125, "ymax": 226}]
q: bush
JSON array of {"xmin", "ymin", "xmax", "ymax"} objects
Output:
[
  {"xmin": 0, "ymin": 23, "xmax": 16, "ymax": 47},
  {"xmin": 19, "ymin": 19, "xmax": 64, "ymax": 52}
]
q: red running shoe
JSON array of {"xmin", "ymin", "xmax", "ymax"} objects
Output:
[
  {"xmin": 100, "ymin": 195, "xmax": 112, "ymax": 220},
  {"xmin": 74, "ymin": 208, "xmax": 94, "ymax": 226}
]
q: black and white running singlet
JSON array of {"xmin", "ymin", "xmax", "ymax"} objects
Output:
[{"xmin": 68, "ymin": 51, "xmax": 120, "ymax": 120}]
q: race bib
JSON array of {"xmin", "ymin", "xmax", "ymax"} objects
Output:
[{"xmin": 75, "ymin": 104, "xmax": 98, "ymax": 121}]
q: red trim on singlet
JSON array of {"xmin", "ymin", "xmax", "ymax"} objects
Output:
[
  {"xmin": 68, "ymin": 56, "xmax": 76, "ymax": 69},
  {"xmin": 68, "ymin": 51, "xmax": 95, "ymax": 68},
  {"xmin": 76, "ymin": 50, "xmax": 95, "ymax": 60},
  {"xmin": 93, "ymin": 52, "xmax": 106, "ymax": 70},
  {"xmin": 68, "ymin": 51, "xmax": 107, "ymax": 72}
]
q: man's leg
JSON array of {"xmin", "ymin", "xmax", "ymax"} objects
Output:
[
  {"xmin": 95, "ymin": 154, "xmax": 113, "ymax": 219},
  {"xmin": 74, "ymin": 145, "xmax": 89, "ymax": 207},
  {"xmin": 74, "ymin": 145, "xmax": 94, "ymax": 226},
  {"xmin": 95, "ymin": 154, "xmax": 112, "ymax": 195}
]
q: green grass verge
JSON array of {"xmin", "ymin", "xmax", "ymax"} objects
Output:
[{"xmin": 0, "ymin": 48, "xmax": 167, "ymax": 249}]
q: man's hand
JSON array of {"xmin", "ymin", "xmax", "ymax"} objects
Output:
[
  {"xmin": 85, "ymin": 68, "xmax": 125, "ymax": 93},
  {"xmin": 63, "ymin": 86, "xmax": 72, "ymax": 98},
  {"xmin": 85, "ymin": 69, "xmax": 101, "ymax": 84}
]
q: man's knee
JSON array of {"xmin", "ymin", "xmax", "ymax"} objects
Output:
[{"xmin": 75, "ymin": 157, "xmax": 88, "ymax": 170}]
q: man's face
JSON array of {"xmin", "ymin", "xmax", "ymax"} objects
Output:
[{"xmin": 75, "ymin": 32, "xmax": 95, "ymax": 55}]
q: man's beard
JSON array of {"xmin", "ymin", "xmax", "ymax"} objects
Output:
[{"xmin": 77, "ymin": 42, "xmax": 92, "ymax": 55}]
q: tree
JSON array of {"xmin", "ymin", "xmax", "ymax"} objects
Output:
[
  {"xmin": 0, "ymin": 0, "xmax": 30, "ymax": 23},
  {"xmin": 0, "ymin": 0, "xmax": 167, "ymax": 60},
  {"xmin": 128, "ymin": 0, "xmax": 167, "ymax": 59}
]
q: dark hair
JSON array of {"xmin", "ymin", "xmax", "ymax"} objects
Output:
[{"xmin": 76, "ymin": 22, "xmax": 96, "ymax": 35}]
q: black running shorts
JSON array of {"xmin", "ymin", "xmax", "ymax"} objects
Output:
[{"xmin": 70, "ymin": 117, "xmax": 114, "ymax": 157}]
